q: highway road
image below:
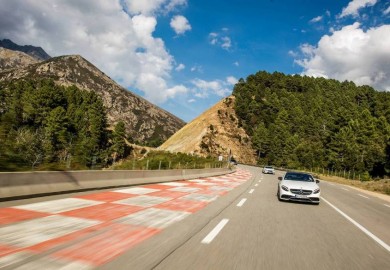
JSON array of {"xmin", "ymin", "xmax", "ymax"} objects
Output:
[
  {"xmin": 0, "ymin": 166, "xmax": 389, "ymax": 269},
  {"xmin": 102, "ymin": 165, "xmax": 390, "ymax": 270}
]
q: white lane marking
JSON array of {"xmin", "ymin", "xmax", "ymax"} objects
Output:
[
  {"xmin": 249, "ymin": 189, "xmax": 254, "ymax": 194},
  {"xmin": 358, "ymin": 194, "xmax": 370, "ymax": 199},
  {"xmin": 258, "ymin": 180, "xmax": 262, "ymax": 183},
  {"xmin": 255, "ymin": 184, "xmax": 259, "ymax": 187},
  {"xmin": 328, "ymin": 183, "xmax": 336, "ymax": 186},
  {"xmin": 201, "ymin": 219, "xmax": 229, "ymax": 244},
  {"xmin": 341, "ymin": 188, "xmax": 349, "ymax": 191},
  {"xmin": 384, "ymin": 204, "xmax": 390, "ymax": 208},
  {"xmin": 237, "ymin": 198, "xmax": 247, "ymax": 207},
  {"xmin": 322, "ymin": 197, "xmax": 390, "ymax": 253}
]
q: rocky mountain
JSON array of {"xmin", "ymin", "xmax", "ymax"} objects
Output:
[
  {"xmin": 0, "ymin": 39, "xmax": 51, "ymax": 61},
  {"xmin": 159, "ymin": 96, "xmax": 257, "ymax": 164},
  {"xmin": 0, "ymin": 54, "xmax": 185, "ymax": 143},
  {"xmin": 0, "ymin": 47, "xmax": 40, "ymax": 71}
]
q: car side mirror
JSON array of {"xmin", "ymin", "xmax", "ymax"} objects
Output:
[
  {"xmin": 316, "ymin": 179, "xmax": 320, "ymax": 183},
  {"xmin": 278, "ymin": 177, "xmax": 283, "ymax": 181}
]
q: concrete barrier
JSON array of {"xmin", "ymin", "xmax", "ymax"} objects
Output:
[{"xmin": 0, "ymin": 168, "xmax": 233, "ymax": 200}]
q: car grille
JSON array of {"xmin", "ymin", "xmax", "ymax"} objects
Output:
[{"xmin": 290, "ymin": 189, "xmax": 312, "ymax": 195}]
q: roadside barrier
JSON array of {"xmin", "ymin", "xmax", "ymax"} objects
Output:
[{"xmin": 0, "ymin": 168, "xmax": 233, "ymax": 200}]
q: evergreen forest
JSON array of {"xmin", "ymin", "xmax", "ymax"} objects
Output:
[
  {"xmin": 0, "ymin": 79, "xmax": 128, "ymax": 170},
  {"xmin": 233, "ymin": 71, "xmax": 390, "ymax": 178}
]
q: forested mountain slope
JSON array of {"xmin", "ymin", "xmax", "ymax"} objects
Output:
[
  {"xmin": 233, "ymin": 71, "xmax": 390, "ymax": 177},
  {"xmin": 0, "ymin": 79, "xmax": 114, "ymax": 170},
  {"xmin": 0, "ymin": 54, "xmax": 185, "ymax": 145}
]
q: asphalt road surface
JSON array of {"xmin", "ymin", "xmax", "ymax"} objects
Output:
[
  {"xmin": 1, "ymin": 166, "xmax": 389, "ymax": 269},
  {"xmin": 102, "ymin": 165, "xmax": 390, "ymax": 270}
]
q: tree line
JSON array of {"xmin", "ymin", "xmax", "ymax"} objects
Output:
[
  {"xmin": 233, "ymin": 71, "xmax": 390, "ymax": 178},
  {"xmin": 0, "ymin": 79, "xmax": 128, "ymax": 170}
]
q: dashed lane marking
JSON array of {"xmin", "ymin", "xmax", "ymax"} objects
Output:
[
  {"xmin": 358, "ymin": 194, "xmax": 370, "ymax": 199},
  {"xmin": 249, "ymin": 189, "xmax": 254, "ymax": 194},
  {"xmin": 341, "ymin": 188, "xmax": 349, "ymax": 191},
  {"xmin": 201, "ymin": 219, "xmax": 229, "ymax": 244},
  {"xmin": 236, "ymin": 198, "xmax": 247, "ymax": 207},
  {"xmin": 384, "ymin": 204, "xmax": 390, "ymax": 208}
]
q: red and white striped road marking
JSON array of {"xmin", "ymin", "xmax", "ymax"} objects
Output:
[{"xmin": 0, "ymin": 169, "xmax": 252, "ymax": 268}]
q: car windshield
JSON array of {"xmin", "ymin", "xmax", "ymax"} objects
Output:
[
  {"xmin": 265, "ymin": 166, "xmax": 273, "ymax": 169},
  {"xmin": 284, "ymin": 173, "xmax": 314, "ymax": 182}
]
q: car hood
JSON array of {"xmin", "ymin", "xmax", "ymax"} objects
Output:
[{"xmin": 281, "ymin": 180, "xmax": 318, "ymax": 190}]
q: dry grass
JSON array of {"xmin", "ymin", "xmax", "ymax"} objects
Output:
[{"xmin": 317, "ymin": 174, "xmax": 390, "ymax": 196}]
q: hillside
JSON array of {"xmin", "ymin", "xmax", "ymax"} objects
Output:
[
  {"xmin": 0, "ymin": 54, "xmax": 185, "ymax": 144},
  {"xmin": 0, "ymin": 39, "xmax": 51, "ymax": 61},
  {"xmin": 0, "ymin": 47, "xmax": 39, "ymax": 71},
  {"xmin": 159, "ymin": 96, "xmax": 257, "ymax": 164},
  {"xmin": 233, "ymin": 71, "xmax": 390, "ymax": 177}
]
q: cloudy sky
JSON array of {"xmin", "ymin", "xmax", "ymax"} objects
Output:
[{"xmin": 0, "ymin": 0, "xmax": 389, "ymax": 122}]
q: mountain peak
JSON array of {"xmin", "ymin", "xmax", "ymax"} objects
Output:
[
  {"xmin": 0, "ymin": 39, "xmax": 51, "ymax": 61},
  {"xmin": 0, "ymin": 53, "xmax": 185, "ymax": 144}
]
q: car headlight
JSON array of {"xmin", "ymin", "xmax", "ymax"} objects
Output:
[
  {"xmin": 281, "ymin": 185, "xmax": 289, "ymax": 191},
  {"xmin": 313, "ymin": 188, "xmax": 320, "ymax": 194}
]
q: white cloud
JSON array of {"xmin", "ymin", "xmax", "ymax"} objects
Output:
[
  {"xmin": 221, "ymin": 36, "xmax": 232, "ymax": 50},
  {"xmin": 226, "ymin": 76, "xmax": 238, "ymax": 85},
  {"xmin": 0, "ymin": 0, "xmax": 188, "ymax": 104},
  {"xmin": 340, "ymin": 0, "xmax": 377, "ymax": 18},
  {"xmin": 288, "ymin": 50, "xmax": 298, "ymax": 57},
  {"xmin": 208, "ymin": 31, "xmax": 232, "ymax": 51},
  {"xmin": 191, "ymin": 77, "xmax": 236, "ymax": 98},
  {"xmin": 165, "ymin": 0, "xmax": 187, "ymax": 13},
  {"xmin": 187, "ymin": 98, "xmax": 196, "ymax": 103},
  {"xmin": 384, "ymin": 6, "xmax": 390, "ymax": 15},
  {"xmin": 190, "ymin": 64, "xmax": 203, "ymax": 73},
  {"xmin": 310, "ymin": 16, "xmax": 323, "ymax": 23},
  {"xmin": 296, "ymin": 22, "xmax": 390, "ymax": 91},
  {"xmin": 175, "ymin": 63, "xmax": 185, "ymax": 71},
  {"xmin": 233, "ymin": 61, "xmax": 239, "ymax": 66},
  {"xmin": 209, "ymin": 32, "xmax": 218, "ymax": 45},
  {"xmin": 170, "ymin": 15, "xmax": 191, "ymax": 35},
  {"xmin": 166, "ymin": 85, "xmax": 188, "ymax": 98},
  {"xmin": 124, "ymin": 0, "xmax": 187, "ymax": 15}
]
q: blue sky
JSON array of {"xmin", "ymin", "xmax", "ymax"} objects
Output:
[{"xmin": 1, "ymin": 0, "xmax": 389, "ymax": 122}]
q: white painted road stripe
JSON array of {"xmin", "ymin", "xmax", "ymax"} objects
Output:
[
  {"xmin": 322, "ymin": 197, "xmax": 390, "ymax": 253},
  {"xmin": 249, "ymin": 189, "xmax": 254, "ymax": 194},
  {"xmin": 255, "ymin": 184, "xmax": 258, "ymax": 187},
  {"xmin": 384, "ymin": 204, "xmax": 390, "ymax": 208},
  {"xmin": 237, "ymin": 198, "xmax": 247, "ymax": 207},
  {"xmin": 341, "ymin": 188, "xmax": 349, "ymax": 191},
  {"xmin": 328, "ymin": 183, "xmax": 336, "ymax": 186},
  {"xmin": 201, "ymin": 219, "xmax": 229, "ymax": 244},
  {"xmin": 258, "ymin": 180, "xmax": 262, "ymax": 183},
  {"xmin": 358, "ymin": 194, "xmax": 369, "ymax": 199}
]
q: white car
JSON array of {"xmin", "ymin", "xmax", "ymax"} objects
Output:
[
  {"xmin": 262, "ymin": 166, "xmax": 275, "ymax": 174},
  {"xmin": 277, "ymin": 172, "xmax": 320, "ymax": 205}
]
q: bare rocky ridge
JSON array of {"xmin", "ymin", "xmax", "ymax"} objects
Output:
[
  {"xmin": 159, "ymin": 96, "xmax": 257, "ymax": 164},
  {"xmin": 0, "ymin": 54, "xmax": 185, "ymax": 143},
  {"xmin": 0, "ymin": 48, "xmax": 39, "ymax": 71},
  {"xmin": 0, "ymin": 39, "xmax": 51, "ymax": 61}
]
